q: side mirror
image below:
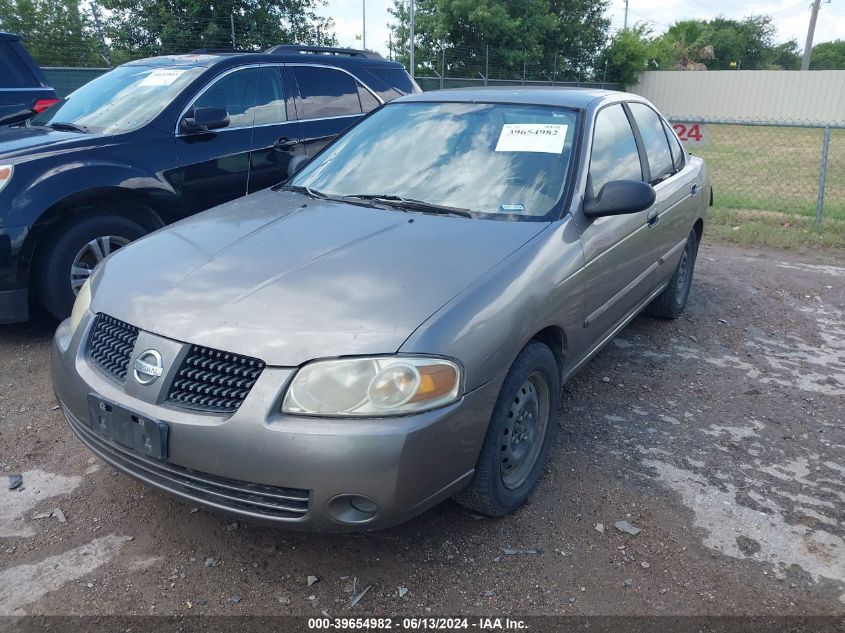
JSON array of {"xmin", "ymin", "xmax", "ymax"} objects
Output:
[
  {"xmin": 583, "ymin": 180, "xmax": 656, "ymax": 218},
  {"xmin": 181, "ymin": 106, "xmax": 230, "ymax": 133},
  {"xmin": 287, "ymin": 154, "xmax": 310, "ymax": 179}
]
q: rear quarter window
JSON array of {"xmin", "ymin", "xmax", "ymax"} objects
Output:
[
  {"xmin": 361, "ymin": 66, "xmax": 419, "ymax": 100},
  {"xmin": 0, "ymin": 41, "xmax": 38, "ymax": 88}
]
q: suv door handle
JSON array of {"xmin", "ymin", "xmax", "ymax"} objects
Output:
[
  {"xmin": 646, "ymin": 208, "xmax": 659, "ymax": 227},
  {"xmin": 274, "ymin": 137, "xmax": 300, "ymax": 151},
  {"xmin": 690, "ymin": 183, "xmax": 699, "ymax": 197}
]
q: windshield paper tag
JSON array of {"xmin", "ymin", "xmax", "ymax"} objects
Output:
[
  {"xmin": 495, "ymin": 124, "xmax": 568, "ymax": 154},
  {"xmin": 501, "ymin": 203, "xmax": 525, "ymax": 212},
  {"xmin": 139, "ymin": 69, "xmax": 185, "ymax": 87}
]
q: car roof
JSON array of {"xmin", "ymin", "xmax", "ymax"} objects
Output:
[
  {"xmin": 0, "ymin": 31, "xmax": 23, "ymax": 41},
  {"xmin": 394, "ymin": 86, "xmax": 629, "ymax": 109},
  {"xmin": 123, "ymin": 50, "xmax": 404, "ymax": 70}
]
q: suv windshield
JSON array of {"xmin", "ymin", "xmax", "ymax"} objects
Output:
[
  {"xmin": 291, "ymin": 101, "xmax": 579, "ymax": 220},
  {"xmin": 29, "ymin": 64, "xmax": 204, "ymax": 134}
]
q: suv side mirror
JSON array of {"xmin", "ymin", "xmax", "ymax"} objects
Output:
[
  {"xmin": 583, "ymin": 180, "xmax": 656, "ymax": 218},
  {"xmin": 181, "ymin": 106, "xmax": 230, "ymax": 133}
]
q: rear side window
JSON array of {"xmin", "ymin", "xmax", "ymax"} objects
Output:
[
  {"xmin": 589, "ymin": 103, "xmax": 643, "ymax": 197},
  {"xmin": 292, "ymin": 66, "xmax": 362, "ymax": 119},
  {"xmin": 192, "ymin": 67, "xmax": 260, "ymax": 128},
  {"xmin": 357, "ymin": 83, "xmax": 380, "ymax": 112},
  {"xmin": 662, "ymin": 119, "xmax": 685, "ymax": 172},
  {"xmin": 361, "ymin": 67, "xmax": 418, "ymax": 100},
  {"xmin": 629, "ymin": 102, "xmax": 674, "ymax": 183},
  {"xmin": 0, "ymin": 41, "xmax": 37, "ymax": 88}
]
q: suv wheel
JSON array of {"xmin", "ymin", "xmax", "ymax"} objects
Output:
[{"xmin": 37, "ymin": 214, "xmax": 146, "ymax": 320}]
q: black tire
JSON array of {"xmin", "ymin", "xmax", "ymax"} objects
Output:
[
  {"xmin": 454, "ymin": 341, "xmax": 560, "ymax": 517},
  {"xmin": 646, "ymin": 228, "xmax": 699, "ymax": 320},
  {"xmin": 36, "ymin": 214, "xmax": 146, "ymax": 320}
]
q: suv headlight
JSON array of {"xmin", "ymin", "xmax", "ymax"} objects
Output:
[
  {"xmin": 282, "ymin": 356, "xmax": 462, "ymax": 417},
  {"xmin": 0, "ymin": 165, "xmax": 13, "ymax": 194}
]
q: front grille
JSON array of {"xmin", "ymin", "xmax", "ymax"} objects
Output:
[
  {"xmin": 65, "ymin": 408, "xmax": 310, "ymax": 519},
  {"xmin": 167, "ymin": 345, "xmax": 265, "ymax": 413},
  {"xmin": 89, "ymin": 314, "xmax": 139, "ymax": 383}
]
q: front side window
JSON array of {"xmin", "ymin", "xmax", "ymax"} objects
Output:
[
  {"xmin": 190, "ymin": 67, "xmax": 260, "ymax": 128},
  {"xmin": 29, "ymin": 64, "xmax": 205, "ymax": 134},
  {"xmin": 629, "ymin": 102, "xmax": 674, "ymax": 183},
  {"xmin": 252, "ymin": 66, "xmax": 287, "ymax": 125},
  {"xmin": 291, "ymin": 101, "xmax": 578, "ymax": 220},
  {"xmin": 588, "ymin": 103, "xmax": 642, "ymax": 196},
  {"xmin": 292, "ymin": 66, "xmax": 361, "ymax": 119}
]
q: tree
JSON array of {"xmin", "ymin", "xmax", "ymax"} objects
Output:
[
  {"xmin": 99, "ymin": 0, "xmax": 336, "ymax": 64},
  {"xmin": 0, "ymin": 0, "xmax": 102, "ymax": 66},
  {"xmin": 594, "ymin": 25, "xmax": 661, "ymax": 85},
  {"xmin": 810, "ymin": 40, "xmax": 845, "ymax": 70},
  {"xmin": 388, "ymin": 0, "xmax": 610, "ymax": 80}
]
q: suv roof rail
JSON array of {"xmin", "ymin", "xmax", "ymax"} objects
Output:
[
  {"xmin": 189, "ymin": 48, "xmax": 252, "ymax": 54},
  {"xmin": 264, "ymin": 45, "xmax": 383, "ymax": 59}
]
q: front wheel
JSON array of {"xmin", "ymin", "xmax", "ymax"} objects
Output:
[
  {"xmin": 36, "ymin": 214, "xmax": 146, "ymax": 320},
  {"xmin": 646, "ymin": 227, "xmax": 699, "ymax": 319},
  {"xmin": 454, "ymin": 341, "xmax": 560, "ymax": 517}
]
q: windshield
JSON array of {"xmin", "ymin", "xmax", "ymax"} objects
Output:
[
  {"xmin": 291, "ymin": 101, "xmax": 579, "ymax": 220},
  {"xmin": 30, "ymin": 65, "xmax": 205, "ymax": 134}
]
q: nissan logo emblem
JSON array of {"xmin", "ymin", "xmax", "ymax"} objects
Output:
[{"xmin": 133, "ymin": 349, "xmax": 163, "ymax": 385}]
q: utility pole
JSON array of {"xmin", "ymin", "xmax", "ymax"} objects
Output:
[
  {"xmin": 801, "ymin": 0, "xmax": 822, "ymax": 71},
  {"xmin": 230, "ymin": 14, "xmax": 236, "ymax": 49},
  {"xmin": 362, "ymin": 0, "xmax": 367, "ymax": 50},
  {"xmin": 623, "ymin": 0, "xmax": 629, "ymax": 29},
  {"xmin": 409, "ymin": 0, "xmax": 415, "ymax": 78}
]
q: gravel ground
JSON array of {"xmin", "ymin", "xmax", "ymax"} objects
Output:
[{"xmin": 0, "ymin": 242, "xmax": 843, "ymax": 617}]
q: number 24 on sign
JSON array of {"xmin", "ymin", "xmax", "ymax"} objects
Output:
[{"xmin": 673, "ymin": 122, "xmax": 705, "ymax": 145}]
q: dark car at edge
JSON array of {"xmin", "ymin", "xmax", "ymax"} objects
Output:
[{"xmin": 0, "ymin": 45, "xmax": 418, "ymax": 323}]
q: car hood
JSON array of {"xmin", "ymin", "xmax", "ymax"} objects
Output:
[
  {"xmin": 0, "ymin": 125, "xmax": 105, "ymax": 161},
  {"xmin": 92, "ymin": 189, "xmax": 548, "ymax": 366}
]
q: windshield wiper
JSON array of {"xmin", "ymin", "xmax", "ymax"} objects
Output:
[
  {"xmin": 45, "ymin": 121, "xmax": 89, "ymax": 133},
  {"xmin": 276, "ymin": 184, "xmax": 329, "ymax": 199},
  {"xmin": 342, "ymin": 194, "xmax": 474, "ymax": 218}
]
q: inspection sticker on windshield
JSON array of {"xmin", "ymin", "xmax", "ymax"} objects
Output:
[
  {"xmin": 139, "ymin": 69, "xmax": 185, "ymax": 87},
  {"xmin": 495, "ymin": 124, "xmax": 568, "ymax": 154}
]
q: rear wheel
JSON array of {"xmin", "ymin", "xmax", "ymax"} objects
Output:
[
  {"xmin": 646, "ymin": 228, "xmax": 699, "ymax": 319},
  {"xmin": 36, "ymin": 214, "xmax": 146, "ymax": 320},
  {"xmin": 454, "ymin": 341, "xmax": 560, "ymax": 517}
]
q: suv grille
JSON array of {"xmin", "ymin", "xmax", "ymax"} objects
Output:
[
  {"xmin": 167, "ymin": 345, "xmax": 265, "ymax": 413},
  {"xmin": 89, "ymin": 314, "xmax": 139, "ymax": 383}
]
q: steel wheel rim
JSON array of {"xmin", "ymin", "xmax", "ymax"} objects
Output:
[
  {"xmin": 675, "ymin": 244, "xmax": 692, "ymax": 304},
  {"xmin": 500, "ymin": 371, "xmax": 551, "ymax": 490},
  {"xmin": 70, "ymin": 235, "xmax": 130, "ymax": 294}
]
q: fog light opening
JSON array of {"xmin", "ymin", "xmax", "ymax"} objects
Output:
[{"xmin": 326, "ymin": 494, "xmax": 379, "ymax": 524}]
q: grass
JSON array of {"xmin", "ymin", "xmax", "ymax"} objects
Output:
[
  {"xmin": 706, "ymin": 207, "xmax": 845, "ymax": 251},
  {"xmin": 689, "ymin": 124, "xmax": 845, "ymax": 221}
]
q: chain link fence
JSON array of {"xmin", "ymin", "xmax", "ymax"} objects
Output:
[{"xmin": 670, "ymin": 119, "xmax": 845, "ymax": 223}]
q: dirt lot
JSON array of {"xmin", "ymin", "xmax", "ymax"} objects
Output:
[{"xmin": 1, "ymin": 242, "xmax": 843, "ymax": 618}]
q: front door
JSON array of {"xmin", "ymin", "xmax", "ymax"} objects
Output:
[
  {"xmin": 174, "ymin": 66, "xmax": 260, "ymax": 215},
  {"xmin": 575, "ymin": 102, "xmax": 657, "ymax": 351}
]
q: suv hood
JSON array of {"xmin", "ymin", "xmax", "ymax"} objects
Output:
[
  {"xmin": 92, "ymin": 189, "xmax": 548, "ymax": 366},
  {"xmin": 0, "ymin": 124, "xmax": 102, "ymax": 161}
]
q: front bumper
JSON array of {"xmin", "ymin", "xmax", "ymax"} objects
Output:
[{"xmin": 51, "ymin": 313, "xmax": 502, "ymax": 531}]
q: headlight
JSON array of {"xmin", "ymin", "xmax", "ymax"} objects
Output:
[
  {"xmin": 0, "ymin": 165, "xmax": 13, "ymax": 194},
  {"xmin": 69, "ymin": 278, "xmax": 91, "ymax": 335},
  {"xmin": 282, "ymin": 356, "xmax": 462, "ymax": 417}
]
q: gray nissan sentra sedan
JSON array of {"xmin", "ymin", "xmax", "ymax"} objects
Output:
[{"xmin": 51, "ymin": 88, "xmax": 709, "ymax": 531}]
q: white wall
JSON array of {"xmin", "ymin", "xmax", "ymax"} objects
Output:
[{"xmin": 629, "ymin": 70, "xmax": 845, "ymax": 125}]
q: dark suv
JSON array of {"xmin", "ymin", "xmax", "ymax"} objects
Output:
[
  {"xmin": 0, "ymin": 45, "xmax": 418, "ymax": 323},
  {"xmin": 0, "ymin": 32, "xmax": 58, "ymax": 122}
]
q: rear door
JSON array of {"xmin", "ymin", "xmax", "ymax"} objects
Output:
[
  {"xmin": 576, "ymin": 102, "xmax": 656, "ymax": 348},
  {"xmin": 174, "ymin": 66, "xmax": 259, "ymax": 215},
  {"xmin": 246, "ymin": 65, "xmax": 303, "ymax": 193},
  {"xmin": 627, "ymin": 102, "xmax": 699, "ymax": 286},
  {"xmin": 287, "ymin": 65, "xmax": 381, "ymax": 158}
]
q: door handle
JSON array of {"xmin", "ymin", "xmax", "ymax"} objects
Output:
[
  {"xmin": 690, "ymin": 183, "xmax": 699, "ymax": 197},
  {"xmin": 646, "ymin": 208, "xmax": 659, "ymax": 227},
  {"xmin": 273, "ymin": 137, "xmax": 300, "ymax": 151}
]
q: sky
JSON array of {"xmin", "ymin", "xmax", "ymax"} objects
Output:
[{"xmin": 316, "ymin": 0, "xmax": 845, "ymax": 57}]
